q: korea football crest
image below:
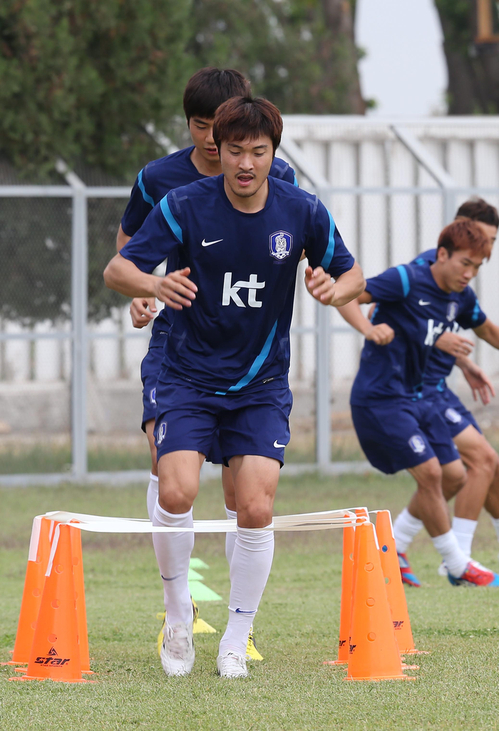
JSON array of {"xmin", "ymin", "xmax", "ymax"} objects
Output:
[
  {"xmin": 269, "ymin": 230, "xmax": 292, "ymax": 260},
  {"xmin": 445, "ymin": 408, "xmax": 462, "ymax": 424},
  {"xmin": 156, "ymin": 421, "xmax": 167, "ymax": 445},
  {"xmin": 446, "ymin": 301, "xmax": 458, "ymax": 322},
  {"xmin": 408, "ymin": 435, "xmax": 426, "ymax": 454}
]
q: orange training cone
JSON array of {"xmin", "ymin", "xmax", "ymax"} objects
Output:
[
  {"xmin": 345, "ymin": 521, "xmax": 415, "ymax": 681},
  {"xmin": 11, "ymin": 524, "xmax": 93, "ymax": 683},
  {"xmin": 69, "ymin": 522, "xmax": 92, "ymax": 674},
  {"xmin": 375, "ymin": 510, "xmax": 415, "ymax": 653},
  {"xmin": 375, "ymin": 510, "xmax": 428, "ymax": 656},
  {"xmin": 3, "ymin": 516, "xmax": 53, "ymax": 666},
  {"xmin": 324, "ymin": 515, "xmax": 355, "ymax": 666}
]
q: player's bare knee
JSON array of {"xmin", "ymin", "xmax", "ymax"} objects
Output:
[
  {"xmin": 415, "ymin": 460, "xmax": 442, "ymax": 489},
  {"xmin": 158, "ymin": 484, "xmax": 195, "ymax": 514},
  {"xmin": 236, "ymin": 502, "xmax": 273, "ymax": 529},
  {"xmin": 442, "ymin": 463, "xmax": 467, "ymax": 500},
  {"xmin": 480, "ymin": 443, "xmax": 497, "ymax": 479}
]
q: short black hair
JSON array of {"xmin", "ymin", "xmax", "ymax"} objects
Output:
[
  {"xmin": 213, "ymin": 96, "xmax": 283, "ymax": 155},
  {"xmin": 183, "ymin": 68, "xmax": 251, "ymax": 122},
  {"xmin": 455, "ymin": 197, "xmax": 499, "ymax": 228}
]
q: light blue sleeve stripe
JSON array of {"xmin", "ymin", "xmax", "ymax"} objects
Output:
[
  {"xmin": 319, "ymin": 210, "xmax": 336, "ymax": 271},
  {"xmin": 159, "ymin": 196, "xmax": 183, "ymax": 243},
  {"xmin": 216, "ymin": 320, "xmax": 278, "ymax": 395},
  {"xmin": 396, "ymin": 265, "xmax": 410, "ymax": 297},
  {"xmin": 293, "ymin": 173, "xmax": 299, "ymax": 187},
  {"xmin": 137, "ymin": 169, "xmax": 155, "ymax": 208},
  {"xmin": 472, "ymin": 299, "xmax": 480, "ymax": 323}
]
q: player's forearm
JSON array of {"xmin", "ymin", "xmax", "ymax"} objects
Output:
[
  {"xmin": 331, "ymin": 263, "xmax": 365, "ymax": 307},
  {"xmin": 103, "ymin": 254, "xmax": 157, "ymax": 298},
  {"xmin": 474, "ymin": 319, "xmax": 499, "ymax": 350},
  {"xmin": 455, "ymin": 354, "xmax": 473, "ymax": 371},
  {"xmin": 337, "ymin": 299, "xmax": 373, "ymax": 336},
  {"xmin": 116, "ymin": 224, "xmax": 132, "ymax": 253}
]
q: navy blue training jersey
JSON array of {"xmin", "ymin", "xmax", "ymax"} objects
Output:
[
  {"xmin": 350, "ymin": 261, "xmax": 483, "ymax": 405},
  {"xmin": 411, "ymin": 250, "xmax": 486, "ymax": 386},
  {"xmin": 120, "ymin": 146, "xmax": 297, "ymax": 345},
  {"xmin": 120, "ymin": 175, "xmax": 354, "ymax": 395}
]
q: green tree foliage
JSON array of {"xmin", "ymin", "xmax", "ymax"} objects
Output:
[
  {"xmin": 0, "ymin": 0, "xmax": 365, "ymax": 326},
  {"xmin": 0, "ymin": 0, "xmax": 194, "ymax": 178},
  {"xmin": 188, "ymin": 0, "xmax": 365, "ymax": 114},
  {"xmin": 435, "ymin": 0, "xmax": 499, "ymax": 114},
  {"xmin": 0, "ymin": 196, "xmax": 129, "ymax": 324}
]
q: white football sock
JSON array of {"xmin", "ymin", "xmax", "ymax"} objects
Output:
[
  {"xmin": 393, "ymin": 508, "xmax": 424, "ymax": 553},
  {"xmin": 431, "ymin": 530, "xmax": 468, "ymax": 578},
  {"xmin": 452, "ymin": 517, "xmax": 477, "ymax": 559},
  {"xmin": 225, "ymin": 506, "xmax": 237, "ymax": 567},
  {"xmin": 490, "ymin": 516, "xmax": 499, "ymax": 543},
  {"xmin": 219, "ymin": 525, "xmax": 274, "ymax": 657},
  {"xmin": 152, "ymin": 501, "xmax": 194, "ymax": 626},
  {"xmin": 146, "ymin": 473, "xmax": 159, "ymax": 522}
]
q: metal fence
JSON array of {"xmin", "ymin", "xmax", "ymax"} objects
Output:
[{"xmin": 1, "ymin": 117, "xmax": 499, "ymax": 484}]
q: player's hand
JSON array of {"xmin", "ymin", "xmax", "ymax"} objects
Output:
[
  {"xmin": 458, "ymin": 359, "xmax": 496, "ymax": 405},
  {"xmin": 365, "ymin": 323, "xmax": 395, "ymax": 346},
  {"xmin": 154, "ymin": 267, "xmax": 198, "ymax": 310},
  {"xmin": 435, "ymin": 331, "xmax": 474, "ymax": 357},
  {"xmin": 129, "ymin": 297, "xmax": 157, "ymax": 328},
  {"xmin": 305, "ymin": 266, "xmax": 335, "ymax": 305}
]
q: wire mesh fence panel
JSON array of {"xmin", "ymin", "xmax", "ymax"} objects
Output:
[{"xmin": 0, "ymin": 196, "xmax": 72, "ymax": 473}]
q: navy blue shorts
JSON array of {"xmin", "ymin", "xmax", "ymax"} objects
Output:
[
  {"xmin": 154, "ymin": 379, "xmax": 293, "ymax": 467},
  {"xmin": 433, "ymin": 387, "xmax": 481, "ymax": 439},
  {"xmin": 140, "ymin": 345, "xmax": 164, "ymax": 431},
  {"xmin": 141, "ymin": 347, "xmax": 224, "ymax": 464},
  {"xmin": 351, "ymin": 398, "xmax": 460, "ymax": 474}
]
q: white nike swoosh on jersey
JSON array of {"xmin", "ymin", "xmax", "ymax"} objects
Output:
[
  {"xmin": 201, "ymin": 238, "xmax": 223, "ymax": 247},
  {"xmin": 418, "ymin": 300, "xmax": 431, "ymax": 306},
  {"xmin": 273, "ymin": 440, "xmax": 287, "ymax": 448}
]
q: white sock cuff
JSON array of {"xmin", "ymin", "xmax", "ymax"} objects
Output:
[
  {"xmin": 431, "ymin": 529, "xmax": 454, "ymax": 551},
  {"xmin": 225, "ymin": 506, "xmax": 237, "ymax": 520},
  {"xmin": 153, "ymin": 503, "xmax": 193, "ymax": 527},
  {"xmin": 452, "ymin": 517, "xmax": 477, "ymax": 535},
  {"xmin": 402, "ymin": 508, "xmax": 424, "ymax": 530},
  {"xmin": 149, "ymin": 473, "xmax": 159, "ymax": 484},
  {"xmin": 236, "ymin": 524, "xmax": 274, "ymax": 550}
]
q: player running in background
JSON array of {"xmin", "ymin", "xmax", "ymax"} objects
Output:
[
  {"xmin": 117, "ymin": 67, "xmax": 296, "ymax": 658},
  {"xmin": 104, "ymin": 96, "xmax": 364, "ymax": 677},
  {"xmin": 340, "ymin": 199, "xmax": 499, "ymax": 585},
  {"xmin": 340, "ymin": 219, "xmax": 499, "ymax": 587},
  {"xmin": 392, "ymin": 199, "xmax": 499, "ymax": 583}
]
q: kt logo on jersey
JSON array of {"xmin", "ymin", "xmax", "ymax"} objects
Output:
[{"xmin": 269, "ymin": 231, "xmax": 293, "ymax": 260}]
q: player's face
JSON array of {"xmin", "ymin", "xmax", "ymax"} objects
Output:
[
  {"xmin": 188, "ymin": 117, "xmax": 219, "ymax": 163},
  {"xmin": 220, "ymin": 136, "xmax": 274, "ymax": 201},
  {"xmin": 438, "ymin": 247, "xmax": 486, "ymax": 292}
]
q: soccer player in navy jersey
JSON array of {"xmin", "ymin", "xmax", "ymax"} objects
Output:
[
  {"xmin": 340, "ymin": 219, "xmax": 499, "ymax": 588},
  {"xmin": 391, "ymin": 199, "xmax": 499, "ymax": 581},
  {"xmin": 117, "ymin": 68, "xmax": 297, "ymax": 660},
  {"xmin": 104, "ymin": 96, "xmax": 364, "ymax": 677},
  {"xmin": 117, "ymin": 67, "xmax": 295, "ymax": 523},
  {"xmin": 340, "ymin": 199, "xmax": 499, "ymax": 585}
]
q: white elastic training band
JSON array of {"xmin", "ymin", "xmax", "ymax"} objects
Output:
[{"xmin": 40, "ymin": 507, "xmax": 369, "ymax": 576}]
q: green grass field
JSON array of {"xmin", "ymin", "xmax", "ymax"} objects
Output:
[{"xmin": 2, "ymin": 473, "xmax": 499, "ymax": 730}]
